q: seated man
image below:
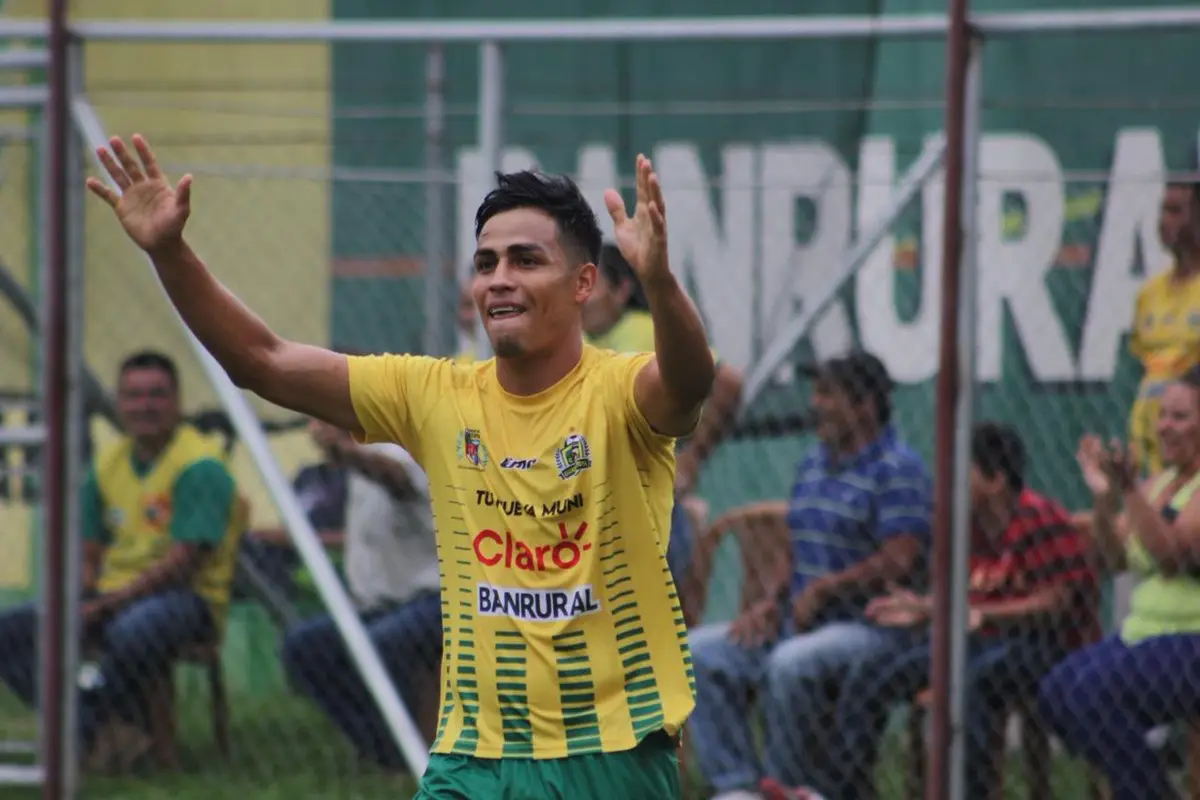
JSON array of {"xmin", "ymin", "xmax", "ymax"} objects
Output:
[
  {"xmin": 0, "ymin": 350, "xmax": 243, "ymax": 769},
  {"xmin": 806, "ymin": 422, "xmax": 1095, "ymax": 800},
  {"xmin": 280, "ymin": 419, "xmax": 440, "ymax": 771},
  {"xmin": 686, "ymin": 351, "xmax": 931, "ymax": 800},
  {"xmin": 242, "ymin": 438, "xmax": 349, "ymax": 603}
]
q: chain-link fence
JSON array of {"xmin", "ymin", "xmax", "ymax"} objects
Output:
[
  {"xmin": 0, "ymin": 110, "xmax": 43, "ymax": 792},
  {"xmin": 1, "ymin": 4, "xmax": 1199, "ymax": 800}
]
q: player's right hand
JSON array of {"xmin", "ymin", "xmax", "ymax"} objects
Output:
[{"xmin": 86, "ymin": 134, "xmax": 192, "ymax": 254}]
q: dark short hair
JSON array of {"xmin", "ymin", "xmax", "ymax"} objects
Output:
[
  {"xmin": 1168, "ymin": 179, "xmax": 1200, "ymax": 205},
  {"xmin": 804, "ymin": 351, "xmax": 894, "ymax": 425},
  {"xmin": 598, "ymin": 242, "xmax": 648, "ymax": 311},
  {"xmin": 119, "ymin": 350, "xmax": 178, "ymax": 390},
  {"xmin": 971, "ymin": 421, "xmax": 1025, "ymax": 493},
  {"xmin": 474, "ymin": 170, "xmax": 602, "ymax": 266}
]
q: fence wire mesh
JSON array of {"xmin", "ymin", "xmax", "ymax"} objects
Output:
[
  {"xmin": 0, "ymin": 9, "xmax": 1197, "ymax": 800},
  {"xmin": 0, "ymin": 125, "xmax": 41, "ymax": 780}
]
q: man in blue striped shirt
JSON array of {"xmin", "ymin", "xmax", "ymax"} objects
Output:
[{"xmin": 687, "ymin": 352, "xmax": 933, "ymax": 800}]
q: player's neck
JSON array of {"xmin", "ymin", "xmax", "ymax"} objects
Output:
[{"xmin": 495, "ymin": 336, "xmax": 584, "ymax": 397}]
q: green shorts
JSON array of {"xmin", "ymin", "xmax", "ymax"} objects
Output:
[{"xmin": 414, "ymin": 731, "xmax": 681, "ymax": 800}]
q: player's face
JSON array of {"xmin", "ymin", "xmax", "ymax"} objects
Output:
[
  {"xmin": 116, "ymin": 367, "xmax": 180, "ymax": 442},
  {"xmin": 472, "ymin": 208, "xmax": 595, "ymax": 359},
  {"xmin": 1159, "ymin": 186, "xmax": 1199, "ymax": 256},
  {"xmin": 581, "ymin": 270, "xmax": 628, "ymax": 336},
  {"xmin": 1157, "ymin": 382, "xmax": 1200, "ymax": 467}
]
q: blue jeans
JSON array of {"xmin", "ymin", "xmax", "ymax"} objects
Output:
[
  {"xmin": 687, "ymin": 619, "xmax": 908, "ymax": 794},
  {"xmin": 281, "ymin": 591, "xmax": 442, "ymax": 769},
  {"xmin": 0, "ymin": 589, "xmax": 213, "ymax": 747},
  {"xmin": 1038, "ymin": 633, "xmax": 1200, "ymax": 800},
  {"xmin": 826, "ymin": 631, "xmax": 1067, "ymax": 800},
  {"xmin": 666, "ymin": 500, "xmax": 694, "ymax": 589}
]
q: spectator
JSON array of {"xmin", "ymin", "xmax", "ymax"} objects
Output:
[
  {"xmin": 582, "ymin": 241, "xmax": 743, "ymax": 598},
  {"xmin": 241, "ymin": 443, "xmax": 348, "ymax": 602},
  {"xmin": 686, "ymin": 351, "xmax": 931, "ymax": 800},
  {"xmin": 805, "ymin": 422, "xmax": 1095, "ymax": 800},
  {"xmin": 1038, "ymin": 366, "xmax": 1200, "ymax": 800},
  {"xmin": 455, "ymin": 281, "xmax": 482, "ymax": 364},
  {"xmin": 0, "ymin": 350, "xmax": 243, "ymax": 770},
  {"xmin": 1128, "ymin": 180, "xmax": 1200, "ymax": 475},
  {"xmin": 280, "ymin": 419, "xmax": 440, "ymax": 771}
]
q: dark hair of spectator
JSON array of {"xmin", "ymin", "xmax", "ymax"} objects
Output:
[
  {"xmin": 971, "ymin": 421, "xmax": 1025, "ymax": 494},
  {"xmin": 599, "ymin": 242, "xmax": 649, "ymax": 312},
  {"xmin": 119, "ymin": 350, "xmax": 178, "ymax": 390},
  {"xmin": 1167, "ymin": 179, "xmax": 1200, "ymax": 206},
  {"xmin": 1179, "ymin": 365, "xmax": 1200, "ymax": 396},
  {"xmin": 805, "ymin": 352, "xmax": 894, "ymax": 426},
  {"xmin": 474, "ymin": 170, "xmax": 603, "ymax": 267}
]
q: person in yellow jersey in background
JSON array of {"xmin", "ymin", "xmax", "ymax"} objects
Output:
[
  {"xmin": 0, "ymin": 350, "xmax": 244, "ymax": 771},
  {"xmin": 583, "ymin": 242, "xmax": 743, "ymax": 619},
  {"xmin": 88, "ymin": 134, "xmax": 714, "ymax": 799},
  {"xmin": 454, "ymin": 283, "xmax": 483, "ymax": 364},
  {"xmin": 1129, "ymin": 180, "xmax": 1200, "ymax": 475}
]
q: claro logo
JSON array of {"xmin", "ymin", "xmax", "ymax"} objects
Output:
[{"xmin": 472, "ymin": 522, "xmax": 590, "ymax": 571}]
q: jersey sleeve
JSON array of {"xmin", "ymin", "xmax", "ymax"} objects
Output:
[
  {"xmin": 346, "ymin": 353, "xmax": 444, "ymax": 455},
  {"xmin": 80, "ymin": 465, "xmax": 109, "ymax": 545},
  {"xmin": 170, "ymin": 458, "xmax": 236, "ymax": 546},
  {"xmin": 612, "ymin": 352, "xmax": 677, "ymax": 455}
]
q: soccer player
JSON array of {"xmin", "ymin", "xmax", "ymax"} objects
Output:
[{"xmin": 87, "ymin": 134, "xmax": 715, "ymax": 799}]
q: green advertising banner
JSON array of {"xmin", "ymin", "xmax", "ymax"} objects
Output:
[{"xmin": 329, "ymin": 0, "xmax": 1200, "ymax": 525}]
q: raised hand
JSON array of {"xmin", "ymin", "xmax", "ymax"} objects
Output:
[
  {"xmin": 604, "ymin": 154, "xmax": 669, "ymax": 283},
  {"xmin": 85, "ymin": 134, "xmax": 192, "ymax": 254},
  {"xmin": 1099, "ymin": 437, "xmax": 1138, "ymax": 493},
  {"xmin": 1076, "ymin": 434, "xmax": 1112, "ymax": 499}
]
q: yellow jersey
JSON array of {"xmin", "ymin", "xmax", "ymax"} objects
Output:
[
  {"xmin": 347, "ymin": 345, "xmax": 694, "ymax": 759},
  {"xmin": 1129, "ymin": 267, "xmax": 1200, "ymax": 473},
  {"xmin": 587, "ymin": 310, "xmax": 656, "ymax": 354},
  {"xmin": 92, "ymin": 425, "xmax": 245, "ymax": 630},
  {"xmin": 587, "ymin": 309, "xmax": 719, "ymax": 366}
]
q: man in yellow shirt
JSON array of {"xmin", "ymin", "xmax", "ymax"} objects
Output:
[
  {"xmin": 0, "ymin": 350, "xmax": 241, "ymax": 770},
  {"xmin": 1129, "ymin": 180, "xmax": 1200, "ymax": 474},
  {"xmin": 89, "ymin": 135, "xmax": 715, "ymax": 798},
  {"xmin": 454, "ymin": 283, "xmax": 483, "ymax": 364}
]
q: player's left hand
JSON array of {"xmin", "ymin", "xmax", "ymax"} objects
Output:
[{"xmin": 605, "ymin": 154, "xmax": 669, "ymax": 284}]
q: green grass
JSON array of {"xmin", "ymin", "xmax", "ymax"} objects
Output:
[
  {"xmin": 0, "ymin": 678, "xmax": 419, "ymax": 799},
  {"xmin": 0, "ymin": 678, "xmax": 1106, "ymax": 799}
]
